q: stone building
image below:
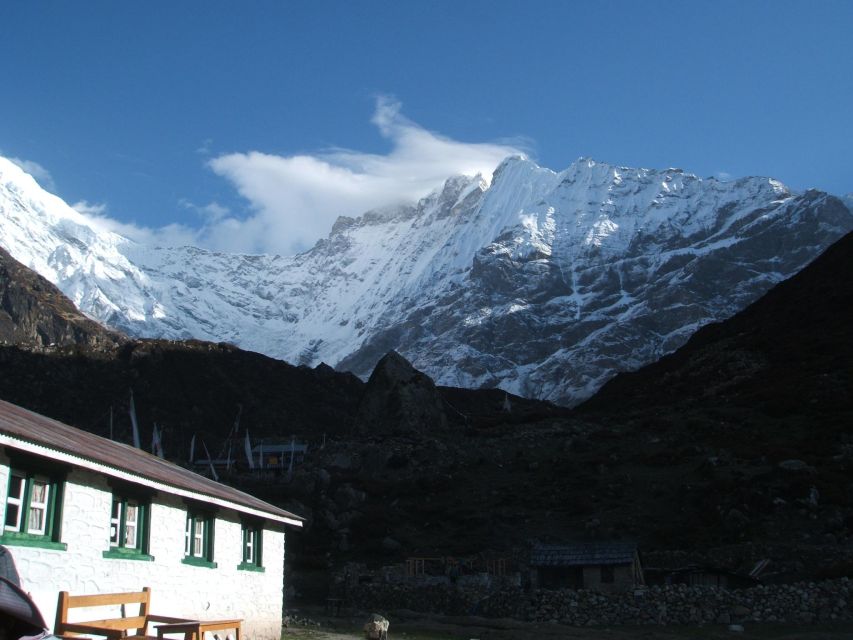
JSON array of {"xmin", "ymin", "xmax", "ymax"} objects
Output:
[
  {"xmin": 0, "ymin": 399, "xmax": 303, "ymax": 639},
  {"xmin": 530, "ymin": 542, "xmax": 644, "ymax": 592}
]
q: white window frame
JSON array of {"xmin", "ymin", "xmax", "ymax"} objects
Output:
[
  {"xmin": 183, "ymin": 509, "xmax": 215, "ymax": 566},
  {"xmin": 4, "ymin": 472, "xmax": 26, "ymax": 532},
  {"xmin": 124, "ymin": 501, "xmax": 139, "ymax": 549},
  {"xmin": 26, "ymin": 479, "xmax": 50, "ymax": 535},
  {"xmin": 2, "ymin": 465, "xmax": 64, "ymax": 547}
]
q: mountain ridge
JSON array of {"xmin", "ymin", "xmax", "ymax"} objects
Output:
[
  {"xmin": 1, "ymin": 230, "xmax": 853, "ymax": 586},
  {"xmin": 2, "ymin": 154, "xmax": 851, "ymax": 405}
]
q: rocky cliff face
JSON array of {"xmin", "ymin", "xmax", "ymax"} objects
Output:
[
  {"xmin": 317, "ymin": 158, "xmax": 853, "ymax": 404},
  {"xmin": 0, "ymin": 245, "xmax": 124, "ymax": 350},
  {"xmin": 2, "ymin": 154, "xmax": 851, "ymax": 405}
]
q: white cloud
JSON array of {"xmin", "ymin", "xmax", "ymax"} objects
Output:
[
  {"xmin": 7, "ymin": 157, "xmax": 56, "ymax": 191},
  {"xmin": 179, "ymin": 199, "xmax": 231, "ymax": 223},
  {"xmin": 207, "ymin": 97, "xmax": 525, "ymax": 254},
  {"xmin": 196, "ymin": 138, "xmax": 214, "ymax": 156},
  {"xmin": 75, "ymin": 207, "xmax": 200, "ymax": 249},
  {"xmin": 72, "ymin": 200, "xmax": 108, "ymax": 217},
  {"xmin": 8, "ymin": 100, "xmax": 525, "ymax": 257}
]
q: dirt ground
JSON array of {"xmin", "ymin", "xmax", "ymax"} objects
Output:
[{"xmin": 283, "ymin": 607, "xmax": 853, "ymax": 640}]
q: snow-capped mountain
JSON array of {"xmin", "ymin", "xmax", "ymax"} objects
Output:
[{"xmin": 2, "ymin": 154, "xmax": 851, "ymax": 405}]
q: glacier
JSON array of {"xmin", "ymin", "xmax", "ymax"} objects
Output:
[{"xmin": 1, "ymin": 154, "xmax": 851, "ymax": 405}]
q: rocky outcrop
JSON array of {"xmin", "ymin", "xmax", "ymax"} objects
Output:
[
  {"xmin": 0, "ymin": 245, "xmax": 124, "ymax": 351},
  {"xmin": 354, "ymin": 351, "xmax": 448, "ymax": 435}
]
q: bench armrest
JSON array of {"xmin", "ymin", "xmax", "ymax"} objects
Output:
[{"xmin": 58, "ymin": 622, "xmax": 125, "ymax": 639}]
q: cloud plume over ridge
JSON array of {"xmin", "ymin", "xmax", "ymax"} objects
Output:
[
  {"xmin": 206, "ymin": 98, "xmax": 523, "ymax": 254},
  {"xmin": 7, "ymin": 100, "xmax": 523, "ymax": 257}
]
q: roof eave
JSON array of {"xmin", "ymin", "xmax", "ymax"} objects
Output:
[{"xmin": 0, "ymin": 433, "xmax": 303, "ymax": 528}]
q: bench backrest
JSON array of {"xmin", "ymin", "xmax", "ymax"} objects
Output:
[{"xmin": 55, "ymin": 587, "xmax": 151, "ymax": 637}]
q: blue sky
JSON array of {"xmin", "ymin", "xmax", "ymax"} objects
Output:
[{"xmin": 1, "ymin": 1, "xmax": 851, "ymax": 254}]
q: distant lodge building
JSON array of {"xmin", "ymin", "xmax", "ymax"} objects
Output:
[
  {"xmin": 252, "ymin": 442, "xmax": 308, "ymax": 469},
  {"xmin": 530, "ymin": 543, "xmax": 645, "ymax": 593},
  {"xmin": 192, "ymin": 440, "xmax": 308, "ymax": 476}
]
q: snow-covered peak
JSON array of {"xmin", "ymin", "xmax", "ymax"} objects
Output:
[
  {"xmin": 0, "ymin": 156, "xmax": 140, "ymax": 289},
  {"xmin": 2, "ymin": 152, "xmax": 851, "ymax": 405},
  {"xmin": 1, "ymin": 156, "xmax": 102, "ymax": 233}
]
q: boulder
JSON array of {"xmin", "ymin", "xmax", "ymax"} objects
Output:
[{"xmin": 363, "ymin": 613, "xmax": 390, "ymax": 640}]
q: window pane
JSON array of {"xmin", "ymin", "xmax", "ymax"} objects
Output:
[
  {"xmin": 27, "ymin": 480, "xmax": 50, "ymax": 535},
  {"xmin": 4, "ymin": 473, "xmax": 25, "ymax": 532},
  {"xmin": 193, "ymin": 519, "xmax": 204, "ymax": 556},
  {"xmin": 27, "ymin": 505, "xmax": 45, "ymax": 533},
  {"xmin": 184, "ymin": 517, "xmax": 192, "ymax": 555},
  {"xmin": 110, "ymin": 499, "xmax": 121, "ymax": 545},
  {"xmin": 8, "ymin": 475, "xmax": 23, "ymax": 499},
  {"xmin": 30, "ymin": 481, "xmax": 47, "ymax": 503},
  {"xmin": 244, "ymin": 529, "xmax": 254, "ymax": 562},
  {"xmin": 4, "ymin": 503, "xmax": 20, "ymax": 530},
  {"xmin": 243, "ymin": 526, "xmax": 261, "ymax": 566},
  {"xmin": 124, "ymin": 502, "xmax": 138, "ymax": 548}
]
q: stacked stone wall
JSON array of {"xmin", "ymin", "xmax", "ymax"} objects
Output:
[{"xmin": 348, "ymin": 578, "xmax": 853, "ymax": 626}]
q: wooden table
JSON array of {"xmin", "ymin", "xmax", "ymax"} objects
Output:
[{"xmin": 156, "ymin": 619, "xmax": 242, "ymax": 640}]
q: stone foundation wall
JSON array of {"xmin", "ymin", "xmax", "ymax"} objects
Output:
[{"xmin": 348, "ymin": 577, "xmax": 853, "ymax": 626}]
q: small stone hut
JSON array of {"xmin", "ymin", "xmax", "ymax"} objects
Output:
[{"xmin": 530, "ymin": 542, "xmax": 644, "ymax": 593}]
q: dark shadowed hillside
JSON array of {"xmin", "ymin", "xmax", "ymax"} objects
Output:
[
  {"xmin": 0, "ymin": 339, "xmax": 366, "ymax": 449},
  {"xmin": 568, "ymin": 231, "xmax": 853, "ymax": 582},
  {"xmin": 583, "ymin": 230, "xmax": 853, "ymax": 420},
  {"xmin": 0, "ymin": 245, "xmax": 124, "ymax": 350}
]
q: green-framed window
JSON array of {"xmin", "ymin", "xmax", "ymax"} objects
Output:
[
  {"xmin": 238, "ymin": 521, "xmax": 264, "ymax": 571},
  {"xmin": 1, "ymin": 466, "xmax": 66, "ymax": 550},
  {"xmin": 103, "ymin": 493, "xmax": 153, "ymax": 561},
  {"xmin": 182, "ymin": 508, "xmax": 216, "ymax": 568}
]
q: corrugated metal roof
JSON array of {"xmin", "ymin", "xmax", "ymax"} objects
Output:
[
  {"xmin": 531, "ymin": 542, "xmax": 637, "ymax": 566},
  {"xmin": 0, "ymin": 399, "xmax": 302, "ymax": 527}
]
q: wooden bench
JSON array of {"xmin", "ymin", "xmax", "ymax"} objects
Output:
[{"xmin": 54, "ymin": 587, "xmax": 193, "ymax": 640}]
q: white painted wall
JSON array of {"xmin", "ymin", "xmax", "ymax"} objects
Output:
[{"xmin": 0, "ymin": 457, "xmax": 286, "ymax": 640}]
